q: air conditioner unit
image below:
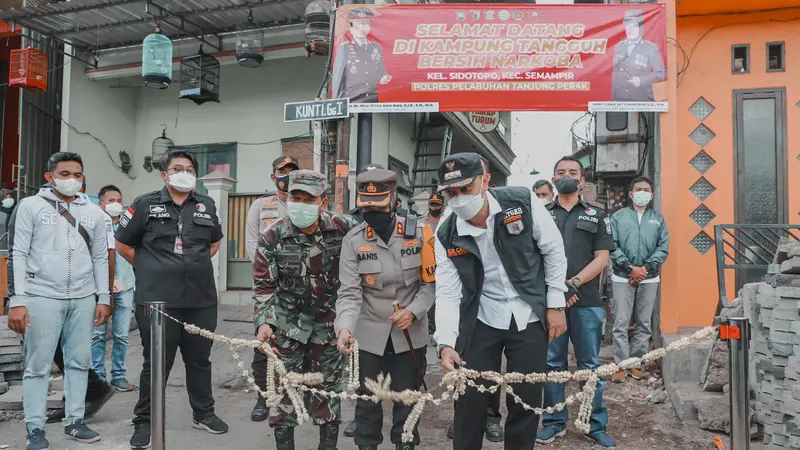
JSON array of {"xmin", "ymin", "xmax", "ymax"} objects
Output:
[{"xmin": 594, "ymin": 112, "xmax": 644, "ymax": 175}]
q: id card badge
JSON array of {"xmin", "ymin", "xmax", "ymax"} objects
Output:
[{"xmin": 174, "ymin": 236, "xmax": 184, "ymax": 255}]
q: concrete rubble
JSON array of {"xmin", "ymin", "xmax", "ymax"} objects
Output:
[
  {"xmin": 747, "ymin": 238, "xmax": 800, "ymax": 450},
  {"xmin": 0, "ymin": 317, "xmax": 22, "ymax": 390}
]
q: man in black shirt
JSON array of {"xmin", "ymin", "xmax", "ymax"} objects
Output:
[
  {"xmin": 116, "ymin": 150, "xmax": 228, "ymax": 449},
  {"xmin": 537, "ymin": 156, "xmax": 617, "ymax": 449}
]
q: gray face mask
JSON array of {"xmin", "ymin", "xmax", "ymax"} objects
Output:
[{"xmin": 555, "ymin": 176, "xmax": 580, "ymax": 195}]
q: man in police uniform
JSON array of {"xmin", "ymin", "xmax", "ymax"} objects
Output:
[
  {"xmin": 434, "ymin": 152, "xmax": 568, "ymax": 450},
  {"xmin": 331, "ymin": 7, "xmax": 392, "ymax": 104},
  {"xmin": 537, "ymin": 156, "xmax": 616, "ymax": 449},
  {"xmin": 116, "ymin": 150, "xmax": 229, "ymax": 449},
  {"xmin": 610, "ymin": 9, "xmax": 666, "ymax": 102},
  {"xmin": 253, "ymin": 170, "xmax": 357, "ymax": 450},
  {"xmin": 335, "ymin": 169, "xmax": 435, "ymax": 450},
  {"xmin": 244, "ymin": 155, "xmax": 299, "ymax": 422}
]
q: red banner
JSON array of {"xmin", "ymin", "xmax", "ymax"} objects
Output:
[{"xmin": 331, "ymin": 4, "xmax": 667, "ymax": 113}]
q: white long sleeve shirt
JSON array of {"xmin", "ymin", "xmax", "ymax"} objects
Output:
[{"xmin": 433, "ymin": 191, "xmax": 568, "ymax": 348}]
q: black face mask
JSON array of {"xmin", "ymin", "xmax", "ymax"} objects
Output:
[
  {"xmin": 555, "ymin": 176, "xmax": 580, "ymax": 195},
  {"xmin": 429, "ymin": 208, "xmax": 443, "ymax": 217},
  {"xmin": 362, "ymin": 211, "xmax": 394, "ymax": 235},
  {"xmin": 275, "ymin": 175, "xmax": 290, "ymax": 193}
]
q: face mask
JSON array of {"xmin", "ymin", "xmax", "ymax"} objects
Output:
[
  {"xmin": 449, "ymin": 183, "xmax": 485, "ymax": 221},
  {"xmin": 287, "ymin": 201, "xmax": 321, "ymax": 229},
  {"xmin": 540, "ymin": 197, "xmax": 552, "ymax": 206},
  {"xmin": 632, "ymin": 191, "xmax": 652, "ymax": 207},
  {"xmin": 105, "ymin": 202, "xmax": 124, "ymax": 217},
  {"xmin": 275, "ymin": 174, "xmax": 290, "ymax": 193},
  {"xmin": 554, "ymin": 176, "xmax": 580, "ymax": 195},
  {"xmin": 362, "ymin": 211, "xmax": 394, "ymax": 235},
  {"xmin": 168, "ymin": 172, "xmax": 196, "ymax": 193},
  {"xmin": 429, "ymin": 208, "xmax": 442, "ymax": 217},
  {"xmin": 51, "ymin": 177, "xmax": 83, "ymax": 197},
  {"xmin": 1, "ymin": 198, "xmax": 14, "ymax": 208}
]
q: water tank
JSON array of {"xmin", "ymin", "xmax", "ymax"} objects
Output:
[{"xmin": 142, "ymin": 33, "xmax": 173, "ymax": 89}]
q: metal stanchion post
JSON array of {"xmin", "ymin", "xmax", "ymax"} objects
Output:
[
  {"xmin": 150, "ymin": 301, "xmax": 167, "ymax": 450},
  {"xmin": 721, "ymin": 317, "xmax": 751, "ymax": 450}
]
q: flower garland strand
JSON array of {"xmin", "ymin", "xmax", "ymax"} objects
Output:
[{"xmin": 152, "ymin": 307, "xmax": 716, "ymax": 443}]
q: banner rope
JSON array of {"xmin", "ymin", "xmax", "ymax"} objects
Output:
[{"xmin": 150, "ymin": 307, "xmax": 716, "ymax": 442}]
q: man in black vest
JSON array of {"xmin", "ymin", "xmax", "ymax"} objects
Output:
[{"xmin": 433, "ymin": 152, "xmax": 568, "ymax": 450}]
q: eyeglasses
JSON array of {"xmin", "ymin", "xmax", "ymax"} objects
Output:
[{"xmin": 167, "ymin": 167, "xmax": 196, "ymax": 176}]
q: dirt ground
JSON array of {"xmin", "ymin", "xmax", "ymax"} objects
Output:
[{"xmin": 0, "ymin": 305, "xmax": 760, "ymax": 450}]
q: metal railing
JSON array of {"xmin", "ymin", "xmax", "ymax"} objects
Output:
[{"xmin": 714, "ymin": 224, "xmax": 800, "ymax": 314}]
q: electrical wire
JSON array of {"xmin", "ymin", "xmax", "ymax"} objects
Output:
[{"xmin": 237, "ymin": 133, "xmax": 312, "ymax": 146}]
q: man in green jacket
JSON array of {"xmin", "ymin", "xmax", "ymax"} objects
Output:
[{"xmin": 609, "ymin": 176, "xmax": 669, "ymax": 383}]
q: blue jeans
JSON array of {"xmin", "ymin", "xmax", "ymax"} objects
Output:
[
  {"xmin": 542, "ymin": 306, "xmax": 608, "ymax": 435},
  {"xmin": 91, "ymin": 289, "xmax": 134, "ymax": 381},
  {"xmin": 23, "ymin": 295, "xmax": 96, "ymax": 432}
]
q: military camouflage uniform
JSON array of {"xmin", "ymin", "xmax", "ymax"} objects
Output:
[{"xmin": 253, "ymin": 204, "xmax": 357, "ymax": 429}]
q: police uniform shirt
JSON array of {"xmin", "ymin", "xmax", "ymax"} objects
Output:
[
  {"xmin": 611, "ymin": 37, "xmax": 666, "ymax": 102},
  {"xmin": 332, "ymin": 39, "xmax": 387, "ymax": 103},
  {"xmin": 546, "ymin": 198, "xmax": 615, "ymax": 308},
  {"xmin": 245, "ymin": 194, "xmax": 285, "ymax": 262},
  {"xmin": 115, "ymin": 187, "xmax": 223, "ymax": 308}
]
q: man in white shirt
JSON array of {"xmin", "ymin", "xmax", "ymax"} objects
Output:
[{"xmin": 433, "ymin": 152, "xmax": 568, "ymax": 450}]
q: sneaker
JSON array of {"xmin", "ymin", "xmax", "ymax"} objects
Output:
[
  {"xmin": 85, "ymin": 383, "xmax": 115, "ymax": 419},
  {"xmin": 344, "ymin": 419, "xmax": 357, "ymax": 437},
  {"xmin": 630, "ymin": 368, "xmax": 646, "ymax": 380},
  {"xmin": 192, "ymin": 414, "xmax": 229, "ymax": 434},
  {"xmin": 130, "ymin": 423, "xmax": 151, "ymax": 449},
  {"xmin": 611, "ymin": 370, "xmax": 627, "ymax": 383},
  {"xmin": 536, "ymin": 425, "xmax": 566, "ymax": 444},
  {"xmin": 586, "ymin": 431, "xmax": 617, "ymax": 448},
  {"xmin": 26, "ymin": 428, "xmax": 49, "ymax": 450},
  {"xmin": 110, "ymin": 378, "xmax": 136, "ymax": 392},
  {"xmin": 64, "ymin": 419, "xmax": 101, "ymax": 443}
]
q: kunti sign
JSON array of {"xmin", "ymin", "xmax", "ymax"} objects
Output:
[
  {"xmin": 284, "ymin": 98, "xmax": 349, "ymax": 122},
  {"xmin": 331, "ymin": 4, "xmax": 667, "ymax": 112}
]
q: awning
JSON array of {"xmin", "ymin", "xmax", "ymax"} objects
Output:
[{"xmin": 0, "ymin": 0, "xmax": 307, "ymax": 52}]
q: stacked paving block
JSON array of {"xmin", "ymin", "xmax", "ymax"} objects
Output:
[
  {"xmin": 0, "ymin": 315, "xmax": 23, "ymax": 390},
  {"xmin": 747, "ymin": 239, "xmax": 800, "ymax": 449}
]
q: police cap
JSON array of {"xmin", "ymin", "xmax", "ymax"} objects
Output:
[
  {"xmin": 360, "ymin": 163, "xmax": 384, "ymax": 172},
  {"xmin": 347, "ymin": 7, "xmax": 374, "ymax": 22},
  {"xmin": 272, "ymin": 155, "xmax": 300, "ymax": 172},
  {"xmin": 429, "ymin": 192, "xmax": 444, "ymax": 205},
  {"xmin": 356, "ymin": 168, "xmax": 396, "ymax": 208},
  {"xmin": 623, "ymin": 9, "xmax": 644, "ymax": 25},
  {"xmin": 437, "ymin": 152, "xmax": 485, "ymax": 192},
  {"xmin": 288, "ymin": 169, "xmax": 326, "ymax": 197}
]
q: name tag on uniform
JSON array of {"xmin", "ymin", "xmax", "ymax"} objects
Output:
[
  {"xmin": 503, "ymin": 208, "xmax": 524, "ymax": 235},
  {"xmin": 174, "ymin": 237, "xmax": 184, "ymax": 255}
]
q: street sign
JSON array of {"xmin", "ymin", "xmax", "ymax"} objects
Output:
[{"xmin": 284, "ymin": 98, "xmax": 349, "ymax": 122}]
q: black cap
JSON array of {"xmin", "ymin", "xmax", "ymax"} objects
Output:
[
  {"xmin": 360, "ymin": 163, "xmax": 384, "ymax": 172},
  {"xmin": 347, "ymin": 7, "xmax": 374, "ymax": 21},
  {"xmin": 356, "ymin": 168, "xmax": 396, "ymax": 208},
  {"xmin": 437, "ymin": 152, "xmax": 485, "ymax": 192},
  {"xmin": 272, "ymin": 156, "xmax": 300, "ymax": 172}
]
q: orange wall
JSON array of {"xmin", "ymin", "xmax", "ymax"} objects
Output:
[{"xmin": 660, "ymin": 6, "xmax": 800, "ymax": 332}]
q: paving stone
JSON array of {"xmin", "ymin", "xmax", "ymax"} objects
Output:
[
  {"xmin": 780, "ymin": 257, "xmax": 800, "ymax": 275},
  {"xmin": 0, "ymin": 381, "xmax": 7, "ymax": 395},
  {"xmin": 777, "ymin": 286, "xmax": 800, "ymax": 299},
  {"xmin": 0, "ymin": 346, "xmax": 22, "ymax": 355},
  {"xmin": 0, "ymin": 354, "xmax": 22, "ymax": 365},
  {"xmin": 0, "ymin": 361, "xmax": 23, "ymax": 372}
]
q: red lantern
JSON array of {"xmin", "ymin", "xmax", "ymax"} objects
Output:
[{"xmin": 9, "ymin": 47, "xmax": 48, "ymax": 91}]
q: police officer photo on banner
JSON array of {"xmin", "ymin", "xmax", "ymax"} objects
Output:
[
  {"xmin": 611, "ymin": 9, "xmax": 666, "ymax": 102},
  {"xmin": 331, "ymin": 7, "xmax": 392, "ymax": 104}
]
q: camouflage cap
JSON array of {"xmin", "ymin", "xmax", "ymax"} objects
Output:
[
  {"xmin": 356, "ymin": 168, "xmax": 396, "ymax": 208},
  {"xmin": 288, "ymin": 169, "xmax": 326, "ymax": 197},
  {"xmin": 272, "ymin": 155, "xmax": 300, "ymax": 172},
  {"xmin": 623, "ymin": 9, "xmax": 644, "ymax": 25},
  {"xmin": 347, "ymin": 7, "xmax": 375, "ymax": 22}
]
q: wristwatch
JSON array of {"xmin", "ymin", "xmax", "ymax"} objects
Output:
[
  {"xmin": 437, "ymin": 344, "xmax": 453, "ymax": 359},
  {"xmin": 571, "ymin": 277, "xmax": 583, "ymax": 289},
  {"xmin": 548, "ymin": 307, "xmax": 566, "ymax": 312}
]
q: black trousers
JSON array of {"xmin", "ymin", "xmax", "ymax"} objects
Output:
[
  {"xmin": 133, "ymin": 304, "xmax": 217, "ymax": 424},
  {"xmin": 355, "ymin": 339, "xmax": 427, "ymax": 446},
  {"xmin": 454, "ymin": 388, "xmax": 501, "ymax": 419},
  {"xmin": 454, "ymin": 319, "xmax": 547, "ymax": 450}
]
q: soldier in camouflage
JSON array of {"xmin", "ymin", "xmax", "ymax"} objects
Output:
[{"xmin": 253, "ymin": 169, "xmax": 357, "ymax": 450}]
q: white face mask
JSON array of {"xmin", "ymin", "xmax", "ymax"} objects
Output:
[
  {"xmin": 449, "ymin": 181, "xmax": 486, "ymax": 221},
  {"xmin": 168, "ymin": 172, "xmax": 197, "ymax": 193},
  {"xmin": 287, "ymin": 201, "xmax": 322, "ymax": 229},
  {"xmin": 105, "ymin": 202, "xmax": 124, "ymax": 217},
  {"xmin": 52, "ymin": 177, "xmax": 82, "ymax": 197},
  {"xmin": 1, "ymin": 198, "xmax": 14, "ymax": 208},
  {"xmin": 632, "ymin": 191, "xmax": 652, "ymax": 207}
]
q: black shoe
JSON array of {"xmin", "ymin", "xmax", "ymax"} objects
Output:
[
  {"xmin": 130, "ymin": 423, "xmax": 151, "ymax": 449},
  {"xmin": 26, "ymin": 428, "xmax": 49, "ymax": 450},
  {"xmin": 85, "ymin": 383, "xmax": 115, "ymax": 419},
  {"xmin": 46, "ymin": 408, "xmax": 65, "ymax": 424},
  {"xmin": 344, "ymin": 420, "xmax": 357, "ymax": 437},
  {"xmin": 275, "ymin": 427, "xmax": 295, "ymax": 450},
  {"xmin": 447, "ymin": 423, "xmax": 454, "ymax": 440},
  {"xmin": 358, "ymin": 446, "xmax": 377, "ymax": 450},
  {"xmin": 251, "ymin": 397, "xmax": 269, "ymax": 422},
  {"xmin": 485, "ymin": 416, "xmax": 504, "ymax": 443},
  {"xmin": 396, "ymin": 444, "xmax": 415, "ymax": 450},
  {"xmin": 64, "ymin": 419, "xmax": 101, "ymax": 443},
  {"xmin": 192, "ymin": 414, "xmax": 229, "ymax": 434},
  {"xmin": 318, "ymin": 423, "xmax": 339, "ymax": 450}
]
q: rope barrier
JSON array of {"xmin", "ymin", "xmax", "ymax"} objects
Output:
[{"xmin": 152, "ymin": 307, "xmax": 717, "ymax": 442}]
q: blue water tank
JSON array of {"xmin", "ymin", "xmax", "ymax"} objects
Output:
[{"xmin": 142, "ymin": 33, "xmax": 173, "ymax": 89}]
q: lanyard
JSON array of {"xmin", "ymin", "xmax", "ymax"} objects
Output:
[{"xmin": 172, "ymin": 203, "xmax": 187, "ymax": 237}]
